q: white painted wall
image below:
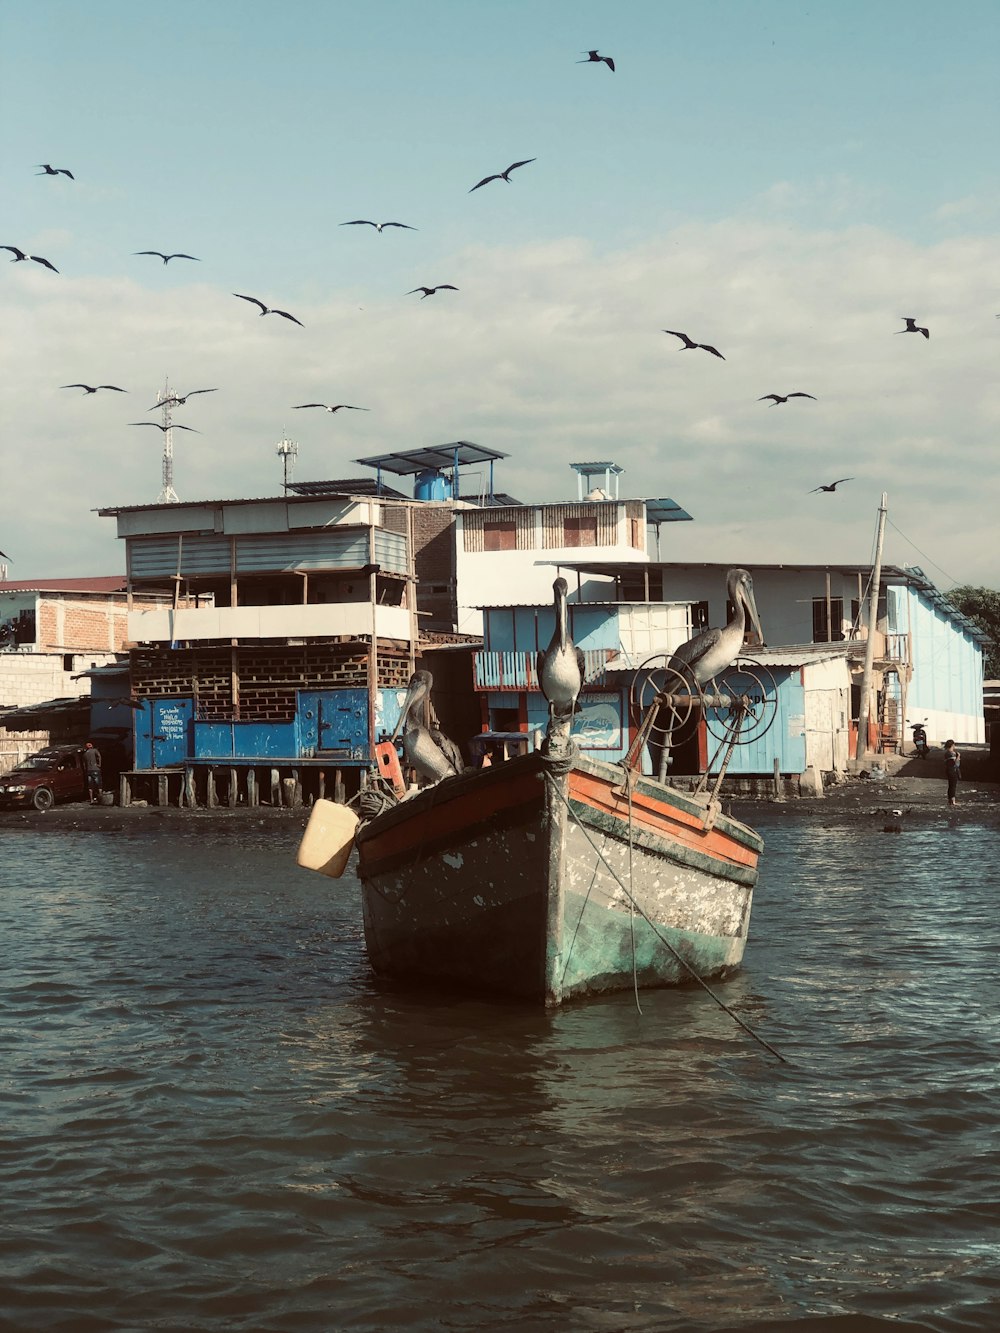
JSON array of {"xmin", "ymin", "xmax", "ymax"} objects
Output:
[{"xmin": 127, "ymin": 602, "xmax": 412, "ymax": 643}]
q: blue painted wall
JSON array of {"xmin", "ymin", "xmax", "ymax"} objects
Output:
[
  {"xmin": 900, "ymin": 585, "xmax": 983, "ymax": 719},
  {"xmin": 484, "ymin": 604, "xmax": 619, "ymax": 654}
]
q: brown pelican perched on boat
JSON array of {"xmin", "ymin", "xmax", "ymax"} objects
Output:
[
  {"xmin": 668, "ymin": 568, "xmax": 764, "ymax": 686},
  {"xmin": 538, "ymin": 577, "xmax": 586, "ymax": 719},
  {"xmin": 390, "ymin": 670, "xmax": 464, "ymax": 784}
]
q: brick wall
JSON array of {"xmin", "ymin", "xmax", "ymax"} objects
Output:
[
  {"xmin": 36, "ymin": 595, "xmax": 132, "ymax": 652},
  {"xmin": 411, "ymin": 506, "xmax": 457, "ymax": 629},
  {"xmin": 0, "ymin": 651, "xmax": 117, "ymax": 772}
]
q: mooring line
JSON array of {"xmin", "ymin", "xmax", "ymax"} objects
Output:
[{"xmin": 545, "ymin": 774, "xmax": 786, "ymax": 1064}]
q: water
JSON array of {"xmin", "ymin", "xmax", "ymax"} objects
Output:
[{"xmin": 1, "ymin": 815, "xmax": 998, "ymax": 1332}]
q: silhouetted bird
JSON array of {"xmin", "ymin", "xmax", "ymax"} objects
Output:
[
  {"xmin": 292, "ymin": 403, "xmax": 370, "ymax": 413},
  {"xmin": 810, "ymin": 478, "xmax": 853, "ymax": 493},
  {"xmin": 233, "ymin": 294, "xmax": 303, "ymax": 326},
  {"xmin": 62, "ymin": 384, "xmax": 126, "ymax": 394},
  {"xmin": 134, "ymin": 251, "xmax": 200, "ymax": 264},
  {"xmin": 407, "ymin": 285, "xmax": 458, "ymax": 298},
  {"xmin": 469, "ymin": 159, "xmax": 536, "ymax": 192},
  {"xmin": 759, "ymin": 392, "xmax": 816, "ymax": 405},
  {"xmin": 339, "ymin": 220, "xmax": 416, "ymax": 232},
  {"xmin": 36, "ymin": 164, "xmax": 74, "ymax": 178},
  {"xmin": 663, "ymin": 329, "xmax": 725, "ymax": 359},
  {"xmin": 129, "ymin": 422, "xmax": 200, "ymax": 434},
  {"xmin": 897, "ymin": 317, "xmax": 929, "ymax": 339},
  {"xmin": 149, "ymin": 388, "xmax": 218, "ymax": 409},
  {"xmin": 2, "ymin": 245, "xmax": 58, "ymax": 272},
  {"xmin": 578, "ymin": 50, "xmax": 614, "ymax": 71}
]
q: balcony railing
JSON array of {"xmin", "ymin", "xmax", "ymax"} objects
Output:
[{"xmin": 473, "ymin": 649, "xmax": 611, "ymax": 691}]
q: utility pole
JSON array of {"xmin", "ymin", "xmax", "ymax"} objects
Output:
[{"xmin": 856, "ymin": 492, "xmax": 888, "ymax": 761}]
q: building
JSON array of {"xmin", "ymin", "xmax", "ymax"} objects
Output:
[{"xmin": 0, "ymin": 577, "xmax": 169, "ymax": 772}]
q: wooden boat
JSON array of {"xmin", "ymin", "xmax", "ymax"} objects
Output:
[{"xmin": 353, "ymin": 746, "xmax": 762, "ymax": 1006}]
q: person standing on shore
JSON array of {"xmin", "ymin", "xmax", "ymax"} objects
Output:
[
  {"xmin": 943, "ymin": 739, "xmax": 961, "ymax": 807},
  {"xmin": 84, "ymin": 742, "xmax": 102, "ymax": 804}
]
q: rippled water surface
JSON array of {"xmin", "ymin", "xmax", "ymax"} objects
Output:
[{"xmin": 2, "ymin": 816, "xmax": 998, "ymax": 1332}]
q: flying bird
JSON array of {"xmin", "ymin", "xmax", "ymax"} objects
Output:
[
  {"xmin": 339, "ymin": 220, "xmax": 416, "ymax": 233},
  {"xmin": 292, "ymin": 403, "xmax": 370, "ymax": 413},
  {"xmin": 578, "ymin": 50, "xmax": 614, "ymax": 71},
  {"xmin": 133, "ymin": 251, "xmax": 200, "ymax": 264},
  {"xmin": 148, "ymin": 388, "xmax": 218, "ymax": 409},
  {"xmin": 758, "ymin": 392, "xmax": 817, "ymax": 405},
  {"xmin": 36, "ymin": 164, "xmax": 74, "ymax": 178},
  {"xmin": 407, "ymin": 284, "xmax": 458, "ymax": 298},
  {"xmin": 62, "ymin": 384, "xmax": 126, "ymax": 394},
  {"xmin": 897, "ymin": 317, "xmax": 929, "ymax": 339},
  {"xmin": 2, "ymin": 245, "xmax": 58, "ymax": 272},
  {"xmin": 662, "ymin": 329, "xmax": 725, "ymax": 359},
  {"xmin": 810, "ymin": 478, "xmax": 853, "ymax": 492},
  {"xmin": 233, "ymin": 294, "xmax": 303, "ymax": 325},
  {"xmin": 469, "ymin": 159, "xmax": 536, "ymax": 192},
  {"xmin": 129, "ymin": 422, "xmax": 200, "ymax": 434}
]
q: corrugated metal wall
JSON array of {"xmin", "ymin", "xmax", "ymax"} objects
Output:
[{"xmin": 127, "ymin": 528, "xmax": 408, "ymax": 578}]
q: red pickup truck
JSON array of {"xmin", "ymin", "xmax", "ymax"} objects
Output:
[{"xmin": 0, "ymin": 744, "xmax": 90, "ymax": 811}]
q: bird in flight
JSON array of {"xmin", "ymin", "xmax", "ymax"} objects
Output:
[
  {"xmin": 662, "ymin": 329, "xmax": 725, "ymax": 359},
  {"xmin": 233, "ymin": 294, "xmax": 303, "ymax": 325},
  {"xmin": 339, "ymin": 220, "xmax": 416, "ymax": 233},
  {"xmin": 62, "ymin": 384, "xmax": 126, "ymax": 395},
  {"xmin": 148, "ymin": 388, "xmax": 218, "ymax": 409},
  {"xmin": 578, "ymin": 50, "xmax": 614, "ymax": 71},
  {"xmin": 134, "ymin": 251, "xmax": 201, "ymax": 264},
  {"xmin": 407, "ymin": 284, "xmax": 458, "ymax": 298},
  {"xmin": 36, "ymin": 164, "xmax": 74, "ymax": 178},
  {"xmin": 129, "ymin": 422, "xmax": 200, "ymax": 434},
  {"xmin": 810, "ymin": 478, "xmax": 853, "ymax": 493},
  {"xmin": 292, "ymin": 403, "xmax": 370, "ymax": 413},
  {"xmin": 2, "ymin": 245, "xmax": 58, "ymax": 272},
  {"xmin": 897, "ymin": 317, "xmax": 929, "ymax": 339},
  {"xmin": 759, "ymin": 392, "xmax": 817, "ymax": 405},
  {"xmin": 469, "ymin": 159, "xmax": 536, "ymax": 192}
]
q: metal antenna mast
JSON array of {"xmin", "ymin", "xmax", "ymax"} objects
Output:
[
  {"xmin": 154, "ymin": 378, "xmax": 180, "ymax": 503},
  {"xmin": 276, "ymin": 433, "xmax": 298, "ymax": 495}
]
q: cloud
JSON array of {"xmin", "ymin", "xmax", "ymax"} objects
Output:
[{"xmin": 2, "ymin": 218, "xmax": 998, "ymax": 588}]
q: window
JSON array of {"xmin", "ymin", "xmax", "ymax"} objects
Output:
[
  {"xmin": 691, "ymin": 601, "xmax": 709, "ymax": 632},
  {"xmin": 483, "ymin": 519, "xmax": 517, "ymax": 552},
  {"xmin": 812, "ymin": 597, "xmax": 845, "ymax": 643},
  {"xmin": 630, "ymin": 517, "xmax": 643, "ymax": 549},
  {"xmin": 563, "ymin": 516, "xmax": 598, "ymax": 547}
]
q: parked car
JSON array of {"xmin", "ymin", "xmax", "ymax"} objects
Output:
[{"xmin": 0, "ymin": 744, "xmax": 89, "ymax": 811}]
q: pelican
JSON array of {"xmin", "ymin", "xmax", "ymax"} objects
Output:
[
  {"xmin": 538, "ymin": 578, "xmax": 585, "ymax": 718},
  {"xmin": 668, "ymin": 568, "xmax": 764, "ymax": 686},
  {"xmin": 390, "ymin": 670, "xmax": 463, "ymax": 784}
]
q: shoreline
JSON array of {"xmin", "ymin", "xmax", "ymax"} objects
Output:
[{"xmin": 3, "ymin": 772, "xmax": 997, "ymax": 833}]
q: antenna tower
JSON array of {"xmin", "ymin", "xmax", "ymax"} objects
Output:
[
  {"xmin": 154, "ymin": 378, "xmax": 180, "ymax": 503},
  {"xmin": 276, "ymin": 434, "xmax": 298, "ymax": 494}
]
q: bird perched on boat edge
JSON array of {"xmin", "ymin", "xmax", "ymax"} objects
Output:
[
  {"xmin": 578, "ymin": 50, "xmax": 614, "ymax": 71},
  {"xmin": 668, "ymin": 568, "xmax": 764, "ymax": 686},
  {"xmin": 538, "ymin": 578, "xmax": 586, "ymax": 719},
  {"xmin": 390, "ymin": 670, "xmax": 464, "ymax": 784},
  {"xmin": 896, "ymin": 317, "xmax": 929, "ymax": 339}
]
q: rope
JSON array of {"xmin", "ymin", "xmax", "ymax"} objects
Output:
[
  {"xmin": 545, "ymin": 773, "xmax": 786, "ymax": 1064},
  {"xmin": 622, "ymin": 763, "xmax": 643, "ymax": 1015}
]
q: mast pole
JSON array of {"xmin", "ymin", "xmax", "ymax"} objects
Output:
[{"xmin": 856, "ymin": 492, "xmax": 888, "ymax": 761}]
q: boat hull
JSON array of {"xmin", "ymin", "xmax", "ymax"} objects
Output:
[{"xmin": 355, "ymin": 750, "xmax": 762, "ymax": 1006}]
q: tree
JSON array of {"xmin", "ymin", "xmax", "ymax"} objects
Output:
[{"xmin": 946, "ymin": 586, "xmax": 1000, "ymax": 678}]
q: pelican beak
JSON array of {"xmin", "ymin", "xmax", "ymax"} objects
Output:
[
  {"xmin": 743, "ymin": 580, "xmax": 764, "ymax": 647},
  {"xmin": 390, "ymin": 676, "xmax": 422, "ymax": 741}
]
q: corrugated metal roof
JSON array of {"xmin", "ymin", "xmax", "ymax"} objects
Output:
[{"xmin": 0, "ymin": 577, "xmax": 127, "ymax": 594}]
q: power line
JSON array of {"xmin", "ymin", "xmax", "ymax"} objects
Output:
[{"xmin": 886, "ymin": 517, "xmax": 962, "ymax": 588}]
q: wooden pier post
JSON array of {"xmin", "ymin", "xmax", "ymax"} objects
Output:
[{"xmin": 246, "ymin": 768, "xmax": 257, "ymax": 807}]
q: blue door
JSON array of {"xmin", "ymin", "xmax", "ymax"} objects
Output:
[
  {"xmin": 318, "ymin": 690, "xmax": 369, "ymax": 760},
  {"xmin": 151, "ymin": 699, "xmax": 194, "ymax": 767}
]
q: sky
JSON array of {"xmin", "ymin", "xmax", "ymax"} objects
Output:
[{"xmin": 2, "ymin": 0, "xmax": 998, "ymax": 591}]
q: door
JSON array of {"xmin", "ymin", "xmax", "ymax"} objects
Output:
[
  {"xmin": 318, "ymin": 689, "xmax": 369, "ymax": 760},
  {"xmin": 151, "ymin": 699, "xmax": 194, "ymax": 767}
]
